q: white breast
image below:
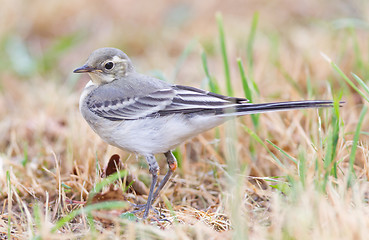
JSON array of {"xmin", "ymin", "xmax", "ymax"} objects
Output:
[
  {"xmin": 79, "ymin": 81, "xmax": 96, "ymax": 113},
  {"xmin": 88, "ymin": 114, "xmax": 225, "ymax": 155}
]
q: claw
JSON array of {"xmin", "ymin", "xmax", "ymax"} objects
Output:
[{"xmin": 130, "ymin": 202, "xmax": 166, "ymax": 219}]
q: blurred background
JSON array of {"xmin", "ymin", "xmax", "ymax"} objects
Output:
[
  {"xmin": 1, "ymin": 0, "xmax": 369, "ymax": 237},
  {"xmin": 1, "ymin": 0, "xmax": 367, "ymax": 82}
]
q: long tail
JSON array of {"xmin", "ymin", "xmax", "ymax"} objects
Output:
[{"xmin": 219, "ymin": 100, "xmax": 337, "ymax": 116}]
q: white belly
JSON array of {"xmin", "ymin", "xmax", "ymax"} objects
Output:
[{"xmin": 87, "ymin": 114, "xmax": 225, "ymax": 155}]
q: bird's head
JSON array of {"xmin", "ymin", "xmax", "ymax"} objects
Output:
[{"xmin": 73, "ymin": 47, "xmax": 134, "ymax": 85}]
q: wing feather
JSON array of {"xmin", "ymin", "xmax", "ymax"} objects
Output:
[{"xmin": 86, "ymin": 84, "xmax": 249, "ymax": 120}]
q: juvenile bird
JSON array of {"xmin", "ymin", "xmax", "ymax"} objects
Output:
[{"xmin": 74, "ymin": 47, "xmax": 334, "ymax": 219}]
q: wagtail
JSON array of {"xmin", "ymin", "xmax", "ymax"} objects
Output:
[{"xmin": 74, "ymin": 47, "xmax": 335, "ymax": 219}]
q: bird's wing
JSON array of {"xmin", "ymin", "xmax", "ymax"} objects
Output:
[
  {"xmin": 86, "ymin": 84, "xmax": 249, "ymax": 121},
  {"xmin": 86, "ymin": 87, "xmax": 177, "ymax": 120},
  {"xmin": 153, "ymin": 85, "xmax": 248, "ymax": 116}
]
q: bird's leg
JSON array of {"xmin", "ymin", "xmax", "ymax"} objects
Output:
[
  {"xmin": 152, "ymin": 151, "xmax": 177, "ymax": 201},
  {"xmin": 131, "ymin": 152, "xmax": 177, "ymax": 219},
  {"xmin": 140, "ymin": 155, "xmax": 159, "ymax": 219}
]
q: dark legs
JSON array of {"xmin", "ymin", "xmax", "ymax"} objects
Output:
[
  {"xmin": 152, "ymin": 151, "xmax": 177, "ymax": 201},
  {"xmin": 143, "ymin": 155, "xmax": 159, "ymax": 219},
  {"xmin": 133, "ymin": 151, "xmax": 178, "ymax": 219}
]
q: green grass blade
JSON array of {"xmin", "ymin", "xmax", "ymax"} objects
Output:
[
  {"xmin": 266, "ymin": 140, "xmax": 298, "ymax": 165},
  {"xmin": 322, "ymin": 53, "xmax": 369, "ymax": 102},
  {"xmin": 162, "ymin": 195, "xmax": 178, "ymax": 223},
  {"xmin": 322, "ymin": 95, "xmax": 341, "ymax": 189},
  {"xmin": 95, "ymin": 153, "xmax": 100, "ymax": 180},
  {"xmin": 243, "ymin": 126, "xmax": 285, "ymax": 169},
  {"xmin": 333, "ymin": 64, "xmax": 369, "ymax": 102},
  {"xmin": 22, "ymin": 143, "xmax": 28, "ymax": 167},
  {"xmin": 38, "ymin": 32, "xmax": 84, "ymax": 73},
  {"xmin": 351, "ymin": 73, "xmax": 369, "ymax": 98},
  {"xmin": 88, "ymin": 169, "xmax": 128, "ymax": 202},
  {"xmin": 202, "ymin": 51, "xmax": 221, "ymax": 94},
  {"xmin": 306, "ymin": 67, "xmax": 313, "ymax": 99},
  {"xmin": 298, "ymin": 149, "xmax": 307, "ymax": 187},
  {"xmin": 87, "ymin": 212, "xmax": 96, "ymax": 237},
  {"xmin": 237, "ymin": 58, "xmax": 260, "ymax": 128},
  {"xmin": 202, "ymin": 51, "xmax": 222, "ymax": 143},
  {"xmin": 237, "ymin": 58, "xmax": 253, "ymax": 102},
  {"xmin": 330, "ymin": 99, "xmax": 341, "ymax": 177},
  {"xmin": 270, "ymin": 181, "xmax": 291, "ymax": 195},
  {"xmin": 173, "ymin": 147, "xmax": 183, "ymax": 171},
  {"xmin": 216, "ymin": 12, "xmax": 233, "ymax": 96},
  {"xmin": 275, "ymin": 61, "xmax": 303, "ymax": 96},
  {"xmin": 33, "ymin": 204, "xmax": 42, "ymax": 236},
  {"xmin": 246, "ymin": 12, "xmax": 259, "ymax": 78},
  {"xmin": 172, "ymin": 39, "xmax": 197, "ymax": 82},
  {"xmin": 51, "ymin": 201, "xmax": 128, "ymax": 233},
  {"xmin": 347, "ymin": 105, "xmax": 367, "ymax": 187}
]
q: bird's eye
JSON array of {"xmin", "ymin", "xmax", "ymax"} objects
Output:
[{"xmin": 104, "ymin": 61, "xmax": 114, "ymax": 70}]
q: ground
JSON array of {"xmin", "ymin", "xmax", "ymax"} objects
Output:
[{"xmin": 0, "ymin": 0, "xmax": 369, "ymax": 239}]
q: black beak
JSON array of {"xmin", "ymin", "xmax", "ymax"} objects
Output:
[{"xmin": 73, "ymin": 65, "xmax": 96, "ymax": 73}]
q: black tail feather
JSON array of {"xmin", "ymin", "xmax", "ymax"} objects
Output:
[{"xmin": 221, "ymin": 100, "xmax": 341, "ymax": 116}]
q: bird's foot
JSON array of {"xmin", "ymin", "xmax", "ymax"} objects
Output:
[{"xmin": 130, "ymin": 202, "xmax": 167, "ymax": 220}]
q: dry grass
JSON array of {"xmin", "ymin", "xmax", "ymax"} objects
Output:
[{"xmin": 1, "ymin": 0, "xmax": 369, "ymax": 239}]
